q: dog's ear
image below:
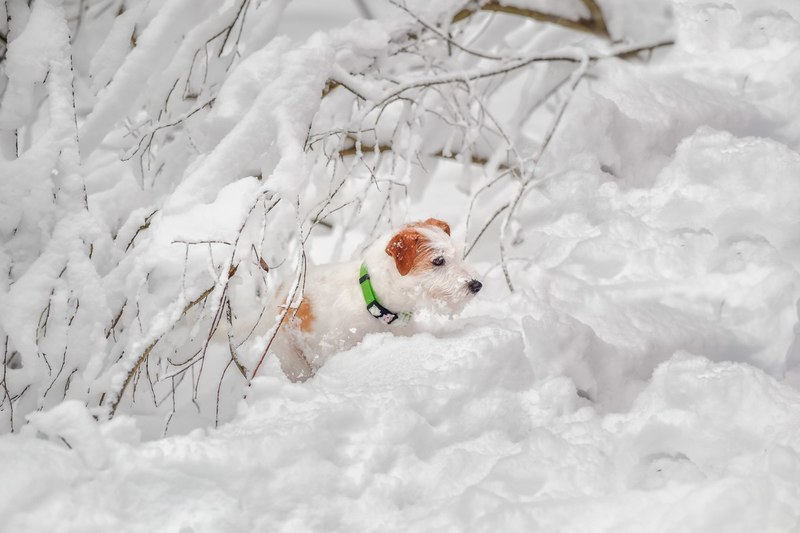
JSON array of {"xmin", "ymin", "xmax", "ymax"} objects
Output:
[
  {"xmin": 386, "ymin": 229, "xmax": 421, "ymax": 276},
  {"xmin": 424, "ymin": 218, "xmax": 450, "ymax": 235}
]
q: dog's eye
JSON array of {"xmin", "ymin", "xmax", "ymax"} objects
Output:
[{"xmin": 432, "ymin": 256, "xmax": 445, "ymax": 266}]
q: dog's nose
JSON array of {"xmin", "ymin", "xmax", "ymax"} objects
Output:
[{"xmin": 468, "ymin": 279, "xmax": 482, "ymax": 294}]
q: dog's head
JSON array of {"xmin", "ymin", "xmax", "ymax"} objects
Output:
[{"xmin": 384, "ymin": 218, "xmax": 482, "ymax": 312}]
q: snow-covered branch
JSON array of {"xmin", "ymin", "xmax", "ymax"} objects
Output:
[{"xmin": 0, "ymin": 0, "xmax": 675, "ymax": 434}]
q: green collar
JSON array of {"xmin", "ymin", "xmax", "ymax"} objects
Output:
[{"xmin": 359, "ymin": 263, "xmax": 411, "ymax": 325}]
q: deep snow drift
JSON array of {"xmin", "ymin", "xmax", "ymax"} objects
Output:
[{"xmin": 3, "ymin": 0, "xmax": 800, "ymax": 531}]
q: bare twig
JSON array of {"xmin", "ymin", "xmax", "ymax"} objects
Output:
[
  {"xmin": 106, "ymin": 301, "xmax": 127, "ymax": 339},
  {"xmin": 579, "ymin": 0, "xmax": 611, "ymax": 38},
  {"xmin": 1, "ymin": 336, "xmax": 13, "ymax": 432},
  {"xmin": 389, "ymin": 0, "xmax": 506, "ymax": 61},
  {"xmin": 106, "ymin": 267, "xmax": 234, "ymax": 417},
  {"xmin": 219, "ymin": 0, "xmax": 251, "ymax": 57},
  {"xmin": 499, "ymin": 53, "xmax": 590, "ymax": 291},
  {"xmin": 125, "ymin": 210, "xmax": 158, "ymax": 251},
  {"xmin": 465, "ymin": 202, "xmax": 509, "ymax": 258},
  {"xmin": 453, "ymin": 0, "xmax": 610, "ymax": 39},
  {"xmin": 352, "ymin": 0, "xmax": 374, "ymax": 19},
  {"xmin": 121, "ymin": 99, "xmax": 215, "ymax": 164},
  {"xmin": 108, "ymin": 339, "xmax": 159, "ymax": 416},
  {"xmin": 251, "ymin": 251, "xmax": 307, "ymax": 380},
  {"xmin": 337, "ymin": 140, "xmax": 509, "ymax": 171},
  {"xmin": 371, "ymin": 40, "xmax": 673, "ymax": 109}
]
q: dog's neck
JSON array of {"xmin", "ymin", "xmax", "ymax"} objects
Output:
[
  {"xmin": 361, "ymin": 239, "xmax": 422, "ymax": 314},
  {"xmin": 359, "ymin": 263, "xmax": 411, "ymax": 325}
]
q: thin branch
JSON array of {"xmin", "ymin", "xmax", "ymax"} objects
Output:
[
  {"xmin": 219, "ymin": 0, "xmax": 251, "ymax": 57},
  {"xmin": 579, "ymin": 0, "xmax": 610, "ymax": 38},
  {"xmin": 352, "ymin": 0, "xmax": 374, "ymax": 19},
  {"xmin": 337, "ymin": 140, "xmax": 509, "ymax": 171},
  {"xmin": 125, "ymin": 210, "xmax": 157, "ymax": 251},
  {"xmin": 499, "ymin": 53, "xmax": 590, "ymax": 291},
  {"xmin": 372, "ymin": 40, "xmax": 673, "ymax": 108},
  {"xmin": 251, "ymin": 251, "xmax": 307, "ymax": 380},
  {"xmin": 106, "ymin": 301, "xmax": 127, "ymax": 339},
  {"xmin": 321, "ymin": 80, "xmax": 341, "ymax": 98},
  {"xmin": 172, "ymin": 239, "xmax": 233, "ymax": 246},
  {"xmin": 1, "ymin": 336, "xmax": 13, "ymax": 432},
  {"xmin": 106, "ymin": 273, "xmax": 226, "ymax": 417},
  {"xmin": 323, "ymin": 74, "xmax": 368, "ymax": 100},
  {"xmin": 121, "ymin": 99, "xmax": 215, "ymax": 163},
  {"xmin": 465, "ymin": 202, "xmax": 509, "ymax": 258},
  {"xmin": 453, "ymin": 0, "xmax": 610, "ymax": 39},
  {"xmin": 463, "ymin": 169, "xmax": 514, "ymax": 254},
  {"xmin": 108, "ymin": 339, "xmax": 159, "ymax": 416},
  {"xmin": 215, "ymin": 358, "xmax": 234, "ymax": 428},
  {"xmin": 389, "ymin": 0, "xmax": 506, "ymax": 61}
]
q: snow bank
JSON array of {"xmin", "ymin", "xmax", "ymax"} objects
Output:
[{"xmin": 4, "ymin": 335, "xmax": 800, "ymax": 532}]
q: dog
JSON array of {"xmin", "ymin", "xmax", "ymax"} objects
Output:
[{"xmin": 268, "ymin": 218, "xmax": 482, "ymax": 381}]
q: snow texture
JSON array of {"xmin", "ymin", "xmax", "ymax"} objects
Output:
[{"xmin": 2, "ymin": 0, "xmax": 800, "ymax": 531}]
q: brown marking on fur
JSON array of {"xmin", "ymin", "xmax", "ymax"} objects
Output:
[
  {"xmin": 423, "ymin": 218, "xmax": 450, "ymax": 235},
  {"xmin": 294, "ymin": 297, "xmax": 315, "ymax": 332},
  {"xmin": 386, "ymin": 218, "xmax": 451, "ymax": 275},
  {"xmin": 406, "ymin": 218, "xmax": 451, "ymax": 235},
  {"xmin": 411, "ymin": 245, "xmax": 435, "ymax": 273},
  {"xmin": 386, "ymin": 228, "xmax": 422, "ymax": 275},
  {"xmin": 385, "ymin": 228, "xmax": 440, "ymax": 275}
]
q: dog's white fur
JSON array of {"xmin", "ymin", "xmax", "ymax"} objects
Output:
[{"xmin": 269, "ymin": 218, "xmax": 481, "ymax": 380}]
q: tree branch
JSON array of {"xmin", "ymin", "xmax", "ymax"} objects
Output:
[
  {"xmin": 453, "ymin": 0, "xmax": 610, "ymax": 39},
  {"xmin": 369, "ymin": 40, "xmax": 673, "ymax": 110},
  {"xmin": 337, "ymin": 141, "xmax": 510, "ymax": 171}
]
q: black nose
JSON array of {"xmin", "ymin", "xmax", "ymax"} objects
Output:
[{"xmin": 468, "ymin": 279, "xmax": 482, "ymax": 294}]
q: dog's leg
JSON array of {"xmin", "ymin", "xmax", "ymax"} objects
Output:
[
  {"xmin": 271, "ymin": 330, "xmax": 314, "ymax": 382},
  {"xmin": 287, "ymin": 344, "xmax": 314, "ymax": 383}
]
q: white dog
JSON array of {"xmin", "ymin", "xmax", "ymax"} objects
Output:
[{"xmin": 268, "ymin": 218, "xmax": 482, "ymax": 380}]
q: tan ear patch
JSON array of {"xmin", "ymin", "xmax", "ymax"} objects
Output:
[
  {"xmin": 385, "ymin": 228, "xmax": 424, "ymax": 276},
  {"xmin": 423, "ymin": 218, "xmax": 450, "ymax": 235}
]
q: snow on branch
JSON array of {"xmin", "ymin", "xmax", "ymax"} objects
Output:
[{"xmin": 0, "ymin": 0, "xmax": 674, "ymax": 435}]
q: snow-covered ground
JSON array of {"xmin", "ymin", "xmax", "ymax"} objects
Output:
[{"xmin": 3, "ymin": 0, "xmax": 800, "ymax": 531}]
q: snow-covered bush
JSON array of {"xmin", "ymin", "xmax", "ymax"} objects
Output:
[
  {"xmin": 4, "ymin": 0, "xmax": 800, "ymax": 530},
  {"xmin": 0, "ymin": 0, "xmax": 675, "ymax": 433},
  {"xmin": 5, "ymin": 0, "xmax": 800, "ymax": 444}
]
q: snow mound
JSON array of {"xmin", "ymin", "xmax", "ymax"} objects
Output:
[{"xmin": 4, "ymin": 334, "xmax": 800, "ymax": 532}]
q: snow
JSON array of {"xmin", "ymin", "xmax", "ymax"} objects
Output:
[
  {"xmin": 4, "ymin": 338, "xmax": 800, "ymax": 531},
  {"xmin": 78, "ymin": 0, "xmax": 207, "ymax": 157},
  {"xmin": 3, "ymin": 0, "xmax": 800, "ymax": 531}
]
